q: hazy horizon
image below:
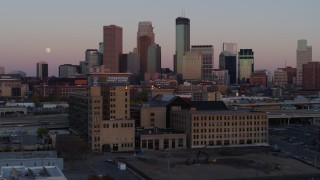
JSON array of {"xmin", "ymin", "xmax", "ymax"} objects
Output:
[{"xmin": 1, "ymin": 0, "xmax": 319, "ymax": 76}]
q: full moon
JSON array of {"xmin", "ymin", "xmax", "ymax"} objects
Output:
[{"xmin": 45, "ymin": 48, "xmax": 51, "ymax": 53}]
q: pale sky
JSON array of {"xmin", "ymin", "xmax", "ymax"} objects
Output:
[{"xmin": 0, "ymin": 0, "xmax": 319, "ymax": 76}]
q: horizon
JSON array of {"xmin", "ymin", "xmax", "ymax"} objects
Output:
[{"xmin": 1, "ymin": 0, "xmax": 319, "ymax": 76}]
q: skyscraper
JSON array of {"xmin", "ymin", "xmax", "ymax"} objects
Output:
[
  {"xmin": 238, "ymin": 49, "xmax": 254, "ymax": 84},
  {"xmin": 182, "ymin": 51, "xmax": 202, "ymax": 80},
  {"xmin": 147, "ymin": 44, "xmax": 161, "ymax": 73},
  {"xmin": 302, "ymin": 62, "xmax": 320, "ymax": 90},
  {"xmin": 219, "ymin": 43, "xmax": 237, "ymax": 84},
  {"xmin": 175, "ymin": 17, "xmax": 190, "ymax": 74},
  {"xmin": 59, "ymin": 64, "xmax": 78, "ymax": 78},
  {"xmin": 191, "ymin": 45, "xmax": 213, "ymax": 80},
  {"xmin": 296, "ymin": 39, "xmax": 312, "ymax": 85},
  {"xmin": 36, "ymin": 61, "xmax": 48, "ymax": 79},
  {"xmin": 85, "ymin": 49, "xmax": 100, "ymax": 68},
  {"xmin": 137, "ymin": 21, "xmax": 154, "ymax": 52},
  {"xmin": 138, "ymin": 35, "xmax": 152, "ymax": 80},
  {"xmin": 103, "ymin": 25, "xmax": 123, "ymax": 73}
]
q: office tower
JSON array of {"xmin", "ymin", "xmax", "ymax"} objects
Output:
[
  {"xmin": 296, "ymin": 39, "xmax": 312, "ymax": 85},
  {"xmin": 213, "ymin": 69, "xmax": 229, "ymax": 85},
  {"xmin": 59, "ymin": 64, "xmax": 78, "ymax": 78},
  {"xmin": 274, "ymin": 69, "xmax": 288, "ymax": 86},
  {"xmin": 219, "ymin": 43, "xmax": 237, "ymax": 84},
  {"xmin": 274, "ymin": 67, "xmax": 296, "ymax": 85},
  {"xmin": 147, "ymin": 44, "xmax": 161, "ymax": 73},
  {"xmin": 238, "ymin": 49, "xmax": 254, "ymax": 84},
  {"xmin": 303, "ymin": 62, "xmax": 320, "ymax": 90},
  {"xmin": 250, "ymin": 71, "xmax": 267, "ymax": 87},
  {"xmin": 127, "ymin": 50, "xmax": 140, "ymax": 75},
  {"xmin": 103, "ymin": 25, "xmax": 123, "ymax": 73},
  {"xmin": 0, "ymin": 66, "xmax": 5, "ymax": 74},
  {"xmin": 223, "ymin": 43, "xmax": 237, "ymax": 54},
  {"xmin": 36, "ymin": 61, "xmax": 48, "ymax": 79},
  {"xmin": 137, "ymin": 21, "xmax": 155, "ymax": 51},
  {"xmin": 175, "ymin": 17, "xmax": 190, "ymax": 74},
  {"xmin": 119, "ymin": 54, "xmax": 128, "ymax": 73},
  {"xmin": 85, "ymin": 49, "xmax": 100, "ymax": 67},
  {"xmin": 138, "ymin": 35, "xmax": 152, "ymax": 80},
  {"xmin": 69, "ymin": 73, "xmax": 134, "ymax": 152},
  {"xmin": 145, "ymin": 44, "xmax": 161, "ymax": 81},
  {"xmin": 79, "ymin": 61, "xmax": 87, "ymax": 74},
  {"xmin": 99, "ymin": 42, "xmax": 104, "ymax": 54},
  {"xmin": 191, "ymin": 45, "xmax": 214, "ymax": 80},
  {"xmin": 182, "ymin": 51, "xmax": 202, "ymax": 80},
  {"xmin": 98, "ymin": 42, "xmax": 104, "ymax": 65}
]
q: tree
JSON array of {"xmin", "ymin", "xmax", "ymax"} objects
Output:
[
  {"xmin": 37, "ymin": 127, "xmax": 49, "ymax": 138},
  {"xmin": 32, "ymin": 92, "xmax": 41, "ymax": 107},
  {"xmin": 137, "ymin": 91, "xmax": 148, "ymax": 102}
]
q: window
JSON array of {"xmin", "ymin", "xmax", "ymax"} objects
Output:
[
  {"xmin": 178, "ymin": 139, "xmax": 183, "ymax": 147},
  {"xmin": 164, "ymin": 139, "xmax": 169, "ymax": 149},
  {"xmin": 142, "ymin": 140, "xmax": 147, "ymax": 148},
  {"xmin": 148, "ymin": 140, "xmax": 153, "ymax": 149},
  {"xmin": 155, "ymin": 140, "xmax": 159, "ymax": 150},
  {"xmin": 172, "ymin": 139, "xmax": 176, "ymax": 149},
  {"xmin": 150, "ymin": 112, "xmax": 155, "ymax": 116}
]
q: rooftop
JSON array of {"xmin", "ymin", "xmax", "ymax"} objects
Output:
[{"xmin": 0, "ymin": 166, "xmax": 66, "ymax": 180}]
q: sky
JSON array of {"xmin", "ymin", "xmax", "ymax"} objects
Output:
[{"xmin": 0, "ymin": 0, "xmax": 319, "ymax": 76}]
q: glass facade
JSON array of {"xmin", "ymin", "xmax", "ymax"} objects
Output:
[
  {"xmin": 175, "ymin": 17, "xmax": 190, "ymax": 74},
  {"xmin": 238, "ymin": 49, "xmax": 254, "ymax": 84}
]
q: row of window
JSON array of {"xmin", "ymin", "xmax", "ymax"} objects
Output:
[
  {"xmin": 103, "ymin": 123, "xmax": 134, "ymax": 128},
  {"xmin": 193, "ymin": 121, "xmax": 267, "ymax": 127},
  {"xmin": 192, "ymin": 115, "xmax": 267, "ymax": 121},
  {"xmin": 193, "ymin": 132, "xmax": 267, "ymax": 139},
  {"xmin": 193, "ymin": 138, "xmax": 267, "ymax": 146},
  {"xmin": 193, "ymin": 127, "xmax": 267, "ymax": 133},
  {"xmin": 141, "ymin": 138, "xmax": 184, "ymax": 149}
]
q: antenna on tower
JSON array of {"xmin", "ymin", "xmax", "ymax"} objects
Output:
[{"xmin": 285, "ymin": 60, "xmax": 286, "ymax": 68}]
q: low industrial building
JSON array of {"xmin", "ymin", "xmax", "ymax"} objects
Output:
[
  {"xmin": 138, "ymin": 128, "xmax": 186, "ymax": 151},
  {"xmin": 0, "ymin": 151, "xmax": 63, "ymax": 170}
]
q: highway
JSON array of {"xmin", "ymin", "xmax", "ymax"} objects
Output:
[
  {"xmin": 269, "ymin": 126, "xmax": 320, "ymax": 168},
  {"xmin": 0, "ymin": 114, "xmax": 69, "ymax": 137}
]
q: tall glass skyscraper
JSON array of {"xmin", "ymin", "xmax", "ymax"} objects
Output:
[
  {"xmin": 238, "ymin": 49, "xmax": 254, "ymax": 84},
  {"xmin": 219, "ymin": 43, "xmax": 237, "ymax": 84},
  {"xmin": 175, "ymin": 17, "xmax": 190, "ymax": 75}
]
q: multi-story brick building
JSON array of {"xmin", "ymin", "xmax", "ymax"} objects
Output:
[
  {"xmin": 69, "ymin": 73, "xmax": 135, "ymax": 152},
  {"xmin": 250, "ymin": 71, "xmax": 267, "ymax": 87},
  {"xmin": 171, "ymin": 101, "xmax": 268, "ymax": 148}
]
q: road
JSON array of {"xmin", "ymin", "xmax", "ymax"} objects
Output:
[
  {"xmin": 65, "ymin": 153, "xmax": 140, "ymax": 180},
  {"xmin": 269, "ymin": 126, "xmax": 320, "ymax": 168}
]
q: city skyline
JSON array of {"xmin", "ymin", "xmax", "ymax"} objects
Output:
[{"xmin": 1, "ymin": 0, "xmax": 319, "ymax": 76}]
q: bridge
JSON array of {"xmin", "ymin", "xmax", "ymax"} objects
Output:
[{"xmin": 266, "ymin": 109, "xmax": 320, "ymax": 126}]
